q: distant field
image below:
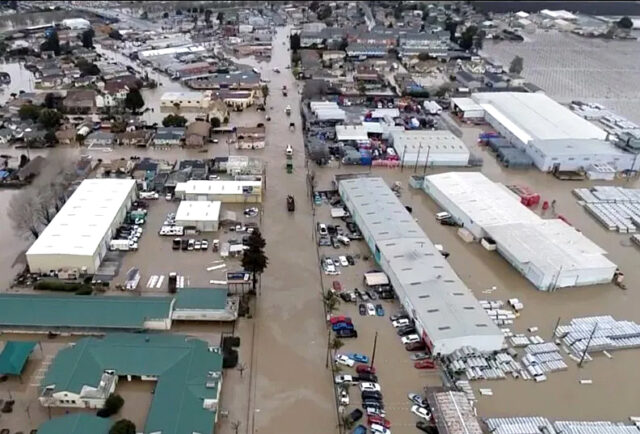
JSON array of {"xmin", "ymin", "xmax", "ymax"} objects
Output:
[
  {"xmin": 483, "ymin": 31, "xmax": 640, "ymax": 123},
  {"xmin": 474, "ymin": 1, "xmax": 640, "ymax": 15}
]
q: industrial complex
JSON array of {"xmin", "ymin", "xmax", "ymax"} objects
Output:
[
  {"xmin": 339, "ymin": 177, "xmax": 504, "ymax": 355},
  {"xmin": 423, "ymin": 172, "xmax": 618, "ymax": 290}
]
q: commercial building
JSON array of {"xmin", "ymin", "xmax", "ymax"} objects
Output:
[
  {"xmin": 423, "ymin": 172, "xmax": 617, "ymax": 290},
  {"xmin": 175, "ymin": 201, "xmax": 221, "ymax": 232},
  {"xmin": 160, "ymin": 91, "xmax": 211, "ymax": 109},
  {"xmin": 61, "ymin": 18, "xmax": 91, "ymax": 29},
  {"xmin": 339, "ymin": 177, "xmax": 503, "ymax": 355},
  {"xmin": 172, "ymin": 288, "xmax": 238, "ymax": 321},
  {"xmin": 26, "ymin": 179, "xmax": 137, "ymax": 274},
  {"xmin": 39, "ymin": 333, "xmax": 223, "ymax": 434},
  {"xmin": 471, "ymin": 92, "xmax": 640, "ymax": 172},
  {"xmin": 175, "ymin": 180, "xmax": 262, "ymax": 203},
  {"xmin": 390, "ymin": 130, "xmax": 471, "ymax": 166}
]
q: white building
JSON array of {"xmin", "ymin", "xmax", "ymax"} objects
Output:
[
  {"xmin": 62, "ymin": 18, "xmax": 91, "ymax": 30},
  {"xmin": 451, "ymin": 97, "xmax": 485, "ymax": 119},
  {"xmin": 423, "ymin": 172, "xmax": 617, "ymax": 290},
  {"xmin": 339, "ymin": 177, "xmax": 504, "ymax": 355},
  {"xmin": 471, "ymin": 92, "xmax": 640, "ymax": 172},
  {"xmin": 391, "ymin": 130, "xmax": 470, "ymax": 166},
  {"xmin": 26, "ymin": 179, "xmax": 137, "ymax": 274},
  {"xmin": 174, "ymin": 180, "xmax": 262, "ymax": 203},
  {"xmin": 161, "ymin": 91, "xmax": 211, "ymax": 109},
  {"xmin": 175, "ymin": 201, "xmax": 221, "ymax": 232}
]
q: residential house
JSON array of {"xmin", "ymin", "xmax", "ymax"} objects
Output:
[
  {"xmin": 63, "ymin": 89, "xmax": 97, "ymax": 114},
  {"xmin": 235, "ymin": 126, "xmax": 266, "ymax": 150},
  {"xmin": 154, "ymin": 127, "xmax": 185, "ymax": 148},
  {"xmin": 102, "ymin": 158, "xmax": 134, "ymax": 177},
  {"xmin": 22, "ymin": 128, "xmax": 48, "ymax": 147},
  {"xmin": 118, "ymin": 130, "xmax": 154, "ymax": 147},
  {"xmin": 55, "ymin": 126, "xmax": 78, "ymax": 146},
  {"xmin": 185, "ymin": 121, "xmax": 211, "ymax": 148},
  {"xmin": 398, "ymin": 31, "xmax": 450, "ymax": 58},
  {"xmin": 302, "ymin": 22, "xmax": 327, "ymax": 33},
  {"xmin": 101, "ymin": 77, "xmax": 137, "ymax": 107},
  {"xmin": 132, "ymin": 158, "xmax": 158, "ymax": 183},
  {"xmin": 354, "ymin": 67, "xmax": 383, "ymax": 90},
  {"xmin": 178, "ymin": 160, "xmax": 208, "ymax": 179},
  {"xmin": 346, "ymin": 43, "xmax": 387, "ymax": 58},
  {"xmin": 84, "ymin": 131, "xmax": 115, "ymax": 148},
  {"xmin": 300, "ymin": 31, "xmax": 324, "ymax": 48}
]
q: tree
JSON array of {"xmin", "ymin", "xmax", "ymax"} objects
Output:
[
  {"xmin": 330, "ymin": 337, "xmax": 344, "ymax": 353},
  {"xmin": 309, "ymin": 1, "xmax": 320, "ymax": 12},
  {"xmin": 217, "ymin": 11, "xmax": 224, "ymax": 23},
  {"xmin": 162, "ymin": 11, "xmax": 169, "ymax": 19},
  {"xmin": 162, "ymin": 114, "xmax": 187, "ymax": 127},
  {"xmin": 44, "ymin": 130, "xmax": 57, "ymax": 146},
  {"xmin": 40, "ymin": 29, "xmax": 60, "ymax": 55},
  {"xmin": 204, "ymin": 9, "xmax": 212, "ymax": 23},
  {"xmin": 509, "ymin": 55, "xmax": 524, "ymax": 75},
  {"xmin": 417, "ymin": 52, "xmax": 433, "ymax": 61},
  {"xmin": 109, "ymin": 419, "xmax": 136, "ymax": 434},
  {"xmin": 231, "ymin": 421, "xmax": 241, "ymax": 434},
  {"xmin": 109, "ymin": 29, "xmax": 123, "ymax": 40},
  {"xmin": 261, "ymin": 84, "xmax": 269, "ymax": 104},
  {"xmin": 19, "ymin": 104, "xmax": 42, "ymax": 121},
  {"xmin": 617, "ymin": 16, "xmax": 633, "ymax": 29},
  {"xmin": 38, "ymin": 109, "xmax": 62, "ymax": 129},
  {"xmin": 435, "ymin": 84, "xmax": 450, "ymax": 98},
  {"xmin": 317, "ymin": 5, "xmax": 332, "ymax": 21},
  {"xmin": 43, "ymin": 93, "xmax": 59, "ymax": 110},
  {"xmin": 459, "ymin": 25, "xmax": 478, "ymax": 50},
  {"xmin": 110, "ymin": 119, "xmax": 127, "ymax": 133},
  {"xmin": 474, "ymin": 30, "xmax": 486, "ymax": 51},
  {"xmin": 8, "ymin": 189, "xmax": 42, "ymax": 240},
  {"xmin": 81, "ymin": 29, "xmax": 94, "ymax": 48},
  {"xmin": 324, "ymin": 292, "xmax": 340, "ymax": 314},
  {"xmin": 140, "ymin": 11, "xmax": 148, "ymax": 20},
  {"xmin": 444, "ymin": 18, "xmax": 458, "ymax": 42},
  {"xmin": 97, "ymin": 394, "xmax": 124, "ymax": 418},
  {"xmin": 210, "ymin": 117, "xmax": 221, "ymax": 128},
  {"xmin": 290, "ymin": 33, "xmax": 301, "ymax": 51},
  {"xmin": 124, "ymin": 88, "xmax": 144, "ymax": 113},
  {"xmin": 241, "ymin": 230, "xmax": 268, "ymax": 292},
  {"xmin": 77, "ymin": 58, "xmax": 100, "ymax": 76}
]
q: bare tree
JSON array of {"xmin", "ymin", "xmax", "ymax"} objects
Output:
[
  {"xmin": 236, "ymin": 362, "xmax": 247, "ymax": 378},
  {"xmin": 8, "ymin": 189, "xmax": 42, "ymax": 240},
  {"xmin": 231, "ymin": 420, "xmax": 241, "ymax": 434}
]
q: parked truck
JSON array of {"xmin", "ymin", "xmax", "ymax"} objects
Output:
[{"xmin": 109, "ymin": 239, "xmax": 131, "ymax": 251}]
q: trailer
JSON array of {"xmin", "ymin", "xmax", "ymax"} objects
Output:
[{"xmin": 109, "ymin": 239, "xmax": 131, "ymax": 251}]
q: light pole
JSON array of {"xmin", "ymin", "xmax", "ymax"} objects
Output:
[{"xmin": 370, "ymin": 331, "xmax": 378, "ymax": 368}]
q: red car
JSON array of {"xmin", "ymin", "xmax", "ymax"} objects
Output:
[
  {"xmin": 367, "ymin": 415, "xmax": 391, "ymax": 428},
  {"xmin": 356, "ymin": 364, "xmax": 377, "ymax": 374},
  {"xmin": 414, "ymin": 360, "xmax": 436, "ymax": 370},
  {"xmin": 329, "ymin": 315, "xmax": 352, "ymax": 325},
  {"xmin": 332, "ymin": 281, "xmax": 343, "ymax": 292}
]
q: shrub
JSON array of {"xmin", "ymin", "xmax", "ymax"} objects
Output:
[
  {"xmin": 35, "ymin": 281, "xmax": 86, "ymax": 292},
  {"xmin": 222, "ymin": 349, "xmax": 238, "ymax": 369},
  {"xmin": 97, "ymin": 394, "xmax": 124, "ymax": 418},
  {"xmin": 110, "ymin": 419, "xmax": 136, "ymax": 434}
]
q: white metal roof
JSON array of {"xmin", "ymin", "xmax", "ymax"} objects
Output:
[
  {"xmin": 370, "ymin": 108, "xmax": 400, "ymax": 118},
  {"xmin": 27, "ymin": 179, "xmax": 136, "ymax": 257},
  {"xmin": 139, "ymin": 45, "xmax": 205, "ymax": 58},
  {"xmin": 472, "ymin": 92, "xmax": 607, "ymax": 143},
  {"xmin": 336, "ymin": 124, "xmax": 369, "ymax": 141},
  {"xmin": 530, "ymin": 138, "xmax": 630, "ymax": 158},
  {"xmin": 339, "ymin": 177, "xmax": 502, "ymax": 350},
  {"xmin": 175, "ymin": 201, "xmax": 221, "ymax": 222},
  {"xmin": 451, "ymin": 97, "xmax": 484, "ymax": 112},
  {"xmin": 391, "ymin": 130, "xmax": 470, "ymax": 155},
  {"xmin": 363, "ymin": 272, "xmax": 389, "ymax": 286},
  {"xmin": 160, "ymin": 92, "xmax": 205, "ymax": 102},
  {"xmin": 175, "ymin": 180, "xmax": 261, "ymax": 196}
]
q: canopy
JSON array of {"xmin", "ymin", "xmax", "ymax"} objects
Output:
[
  {"xmin": 364, "ymin": 272, "xmax": 390, "ymax": 287},
  {"xmin": 0, "ymin": 341, "xmax": 36, "ymax": 375}
]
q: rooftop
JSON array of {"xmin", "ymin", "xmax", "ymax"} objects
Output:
[
  {"xmin": 175, "ymin": 180, "xmax": 262, "ymax": 196},
  {"xmin": 175, "ymin": 200, "xmax": 221, "ymax": 222},
  {"xmin": 391, "ymin": 130, "xmax": 470, "ymax": 155},
  {"xmin": 38, "ymin": 414, "xmax": 110, "ymax": 434},
  {"xmin": 26, "ymin": 179, "xmax": 136, "ymax": 257},
  {"xmin": 174, "ymin": 288, "xmax": 229, "ymax": 310}
]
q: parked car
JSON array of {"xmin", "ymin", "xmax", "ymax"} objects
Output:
[
  {"xmin": 363, "ymin": 399, "xmax": 384, "ymax": 409},
  {"xmin": 352, "ymin": 425, "xmax": 367, "ymax": 434},
  {"xmin": 338, "ymin": 387, "xmax": 349, "ymax": 406},
  {"xmin": 172, "ymin": 238, "xmax": 181, "ymax": 250},
  {"xmin": 347, "ymin": 353, "xmax": 369, "ymax": 363},
  {"xmin": 378, "ymin": 291, "xmax": 395, "ymax": 300},
  {"xmin": 356, "ymin": 288, "xmax": 369, "ymax": 302},
  {"xmin": 340, "ymin": 292, "xmax": 355, "ymax": 302},
  {"xmin": 317, "ymin": 223, "xmax": 328, "ymax": 236},
  {"xmin": 366, "ymin": 290, "xmax": 378, "ymax": 300},
  {"xmin": 346, "ymin": 255, "xmax": 355, "ymax": 265},
  {"xmin": 392, "ymin": 318, "xmax": 411, "ymax": 328},
  {"xmin": 408, "ymin": 393, "xmax": 429, "ymax": 408},
  {"xmin": 405, "ymin": 341, "xmax": 427, "ymax": 351},
  {"xmin": 331, "ymin": 236, "xmax": 340, "ymax": 249},
  {"xmin": 332, "ymin": 281, "xmax": 343, "ymax": 292},
  {"xmin": 339, "ymin": 256, "xmax": 349, "ymax": 266},
  {"xmin": 390, "ymin": 313, "xmax": 408, "ymax": 322},
  {"xmin": 358, "ymin": 303, "xmax": 366, "ymax": 316},
  {"xmin": 194, "ymin": 240, "xmax": 201, "ymax": 250},
  {"xmin": 440, "ymin": 217, "xmax": 458, "ymax": 227},
  {"xmin": 336, "ymin": 329, "xmax": 358, "ymax": 338},
  {"xmin": 366, "ymin": 303, "xmax": 376, "ymax": 316},
  {"xmin": 367, "ymin": 415, "xmax": 391, "ymax": 428},
  {"xmin": 334, "ymin": 375, "xmax": 355, "ymax": 384},
  {"xmin": 356, "ymin": 364, "xmax": 376, "ymax": 374},
  {"xmin": 375, "ymin": 304, "xmax": 385, "ymax": 316},
  {"xmin": 359, "ymin": 382, "xmax": 381, "ymax": 392},
  {"xmin": 330, "ymin": 315, "xmax": 351, "ymax": 325},
  {"xmin": 201, "ymin": 239, "xmax": 208, "ymax": 250},
  {"xmin": 357, "ymin": 373, "xmax": 379, "ymax": 383},
  {"xmin": 365, "ymin": 406, "xmax": 386, "ymax": 418},
  {"xmin": 435, "ymin": 211, "xmax": 451, "ymax": 221},
  {"xmin": 415, "ymin": 360, "xmax": 436, "ymax": 369},
  {"xmin": 401, "ymin": 335, "xmax": 421, "ymax": 345},
  {"xmin": 410, "ymin": 352, "xmax": 430, "ymax": 361},
  {"xmin": 346, "ymin": 409, "xmax": 363, "ymax": 424},
  {"xmin": 361, "ymin": 390, "xmax": 383, "ymax": 401},
  {"xmin": 411, "ymin": 405, "xmax": 431, "ymax": 420},
  {"xmin": 335, "ymin": 354, "xmax": 355, "ymax": 367},
  {"xmin": 181, "ymin": 239, "xmax": 189, "ymax": 250},
  {"xmin": 416, "ymin": 420, "xmax": 437, "ymax": 433},
  {"xmin": 370, "ymin": 423, "xmax": 391, "ymax": 434},
  {"xmin": 397, "ymin": 326, "xmax": 417, "ymax": 336},
  {"xmin": 337, "ymin": 235, "xmax": 351, "ymax": 245},
  {"xmin": 318, "ymin": 236, "xmax": 331, "ymax": 246},
  {"xmin": 332, "ymin": 322, "xmax": 354, "ymax": 331}
]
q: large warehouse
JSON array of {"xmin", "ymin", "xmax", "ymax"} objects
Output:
[
  {"xmin": 339, "ymin": 177, "xmax": 503, "ymax": 355},
  {"xmin": 390, "ymin": 130, "xmax": 471, "ymax": 166},
  {"xmin": 175, "ymin": 201, "xmax": 221, "ymax": 232},
  {"xmin": 423, "ymin": 172, "xmax": 617, "ymax": 290},
  {"xmin": 26, "ymin": 179, "xmax": 137, "ymax": 274},
  {"xmin": 472, "ymin": 92, "xmax": 640, "ymax": 172},
  {"xmin": 174, "ymin": 180, "xmax": 262, "ymax": 203}
]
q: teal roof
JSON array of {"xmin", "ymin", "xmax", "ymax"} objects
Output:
[
  {"xmin": 174, "ymin": 288, "xmax": 228, "ymax": 310},
  {"xmin": 38, "ymin": 414, "xmax": 110, "ymax": 434},
  {"xmin": 0, "ymin": 341, "xmax": 36, "ymax": 375},
  {"xmin": 0, "ymin": 294, "xmax": 173, "ymax": 329},
  {"xmin": 42, "ymin": 333, "xmax": 223, "ymax": 434}
]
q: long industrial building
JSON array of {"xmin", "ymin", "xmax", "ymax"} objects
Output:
[
  {"xmin": 423, "ymin": 172, "xmax": 617, "ymax": 290},
  {"xmin": 471, "ymin": 92, "xmax": 640, "ymax": 172},
  {"xmin": 26, "ymin": 179, "xmax": 137, "ymax": 274},
  {"xmin": 390, "ymin": 130, "xmax": 471, "ymax": 166},
  {"xmin": 339, "ymin": 177, "xmax": 503, "ymax": 355}
]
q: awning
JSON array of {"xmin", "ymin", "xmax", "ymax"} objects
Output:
[
  {"xmin": 0, "ymin": 341, "xmax": 36, "ymax": 375},
  {"xmin": 364, "ymin": 272, "xmax": 390, "ymax": 286}
]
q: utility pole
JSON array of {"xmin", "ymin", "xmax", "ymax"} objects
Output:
[
  {"xmin": 423, "ymin": 145, "xmax": 430, "ymax": 175},
  {"xmin": 578, "ymin": 322, "xmax": 598, "ymax": 367},
  {"xmin": 325, "ymin": 329, "xmax": 331, "ymax": 369},
  {"xmin": 400, "ymin": 145, "xmax": 407, "ymax": 172},
  {"xmin": 370, "ymin": 331, "xmax": 378, "ymax": 368},
  {"xmin": 551, "ymin": 316, "xmax": 561, "ymax": 340},
  {"xmin": 414, "ymin": 144, "xmax": 422, "ymax": 173}
]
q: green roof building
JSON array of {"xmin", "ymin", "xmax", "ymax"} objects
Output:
[
  {"xmin": 39, "ymin": 333, "xmax": 223, "ymax": 434},
  {"xmin": 172, "ymin": 288, "xmax": 237, "ymax": 321},
  {"xmin": 38, "ymin": 414, "xmax": 111, "ymax": 434}
]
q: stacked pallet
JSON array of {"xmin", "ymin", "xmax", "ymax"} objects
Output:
[
  {"xmin": 556, "ymin": 316, "xmax": 640, "ymax": 357},
  {"xmin": 574, "ymin": 187, "xmax": 640, "ymax": 233}
]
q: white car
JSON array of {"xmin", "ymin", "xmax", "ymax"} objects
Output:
[
  {"xmin": 338, "ymin": 388, "xmax": 349, "ymax": 405},
  {"xmin": 411, "ymin": 405, "xmax": 431, "ymax": 420},
  {"xmin": 335, "ymin": 354, "xmax": 355, "ymax": 367},
  {"xmin": 285, "ymin": 144, "xmax": 293, "ymax": 156},
  {"xmin": 401, "ymin": 334, "xmax": 421, "ymax": 345},
  {"xmin": 334, "ymin": 374, "xmax": 354, "ymax": 384},
  {"xmin": 367, "ymin": 303, "xmax": 376, "ymax": 316},
  {"xmin": 359, "ymin": 382, "xmax": 381, "ymax": 392},
  {"xmin": 435, "ymin": 211, "xmax": 451, "ymax": 221},
  {"xmin": 370, "ymin": 424, "xmax": 391, "ymax": 434},
  {"xmin": 323, "ymin": 258, "xmax": 339, "ymax": 275},
  {"xmin": 201, "ymin": 240, "xmax": 209, "ymax": 250},
  {"xmin": 392, "ymin": 318, "xmax": 410, "ymax": 328},
  {"xmin": 339, "ymin": 256, "xmax": 349, "ymax": 267},
  {"xmin": 318, "ymin": 223, "xmax": 328, "ymax": 236}
]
